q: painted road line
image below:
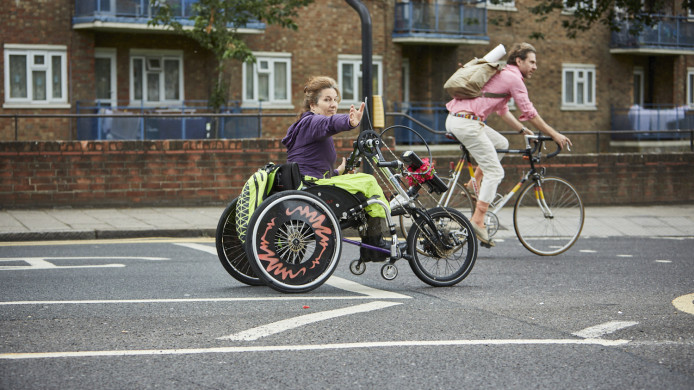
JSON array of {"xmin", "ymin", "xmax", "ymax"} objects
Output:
[
  {"xmin": 0, "ymin": 256, "xmax": 169, "ymax": 270},
  {"xmin": 175, "ymin": 242, "xmax": 217, "ymax": 255},
  {"xmin": 218, "ymin": 301, "xmax": 402, "ymax": 341},
  {"xmin": 176, "ymin": 243, "xmax": 412, "ymax": 299},
  {"xmin": 672, "ymin": 293, "xmax": 694, "ymax": 315},
  {"xmin": 572, "ymin": 321, "xmax": 639, "ymax": 339},
  {"xmin": 0, "ymin": 338, "xmax": 631, "ymax": 360},
  {"xmin": 0, "ymin": 238, "xmax": 214, "ymax": 247}
]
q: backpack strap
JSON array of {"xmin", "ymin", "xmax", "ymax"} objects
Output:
[{"xmin": 481, "ymin": 92, "xmax": 510, "ymax": 98}]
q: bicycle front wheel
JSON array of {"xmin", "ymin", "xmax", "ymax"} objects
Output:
[{"xmin": 513, "ymin": 177, "xmax": 584, "ymax": 256}]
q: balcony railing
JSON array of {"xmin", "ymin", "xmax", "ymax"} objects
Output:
[
  {"xmin": 611, "ymin": 104, "xmax": 693, "ymax": 140},
  {"xmin": 73, "ymin": 0, "xmax": 264, "ymax": 30},
  {"xmin": 393, "ymin": 1, "xmax": 487, "ymax": 42},
  {"xmin": 611, "ymin": 14, "xmax": 694, "ymax": 51}
]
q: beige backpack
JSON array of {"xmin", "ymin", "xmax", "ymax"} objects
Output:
[{"xmin": 444, "ymin": 57, "xmax": 509, "ymax": 99}]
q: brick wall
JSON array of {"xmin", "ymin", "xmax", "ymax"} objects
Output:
[{"xmin": 1, "ymin": 139, "xmax": 692, "ymax": 209}]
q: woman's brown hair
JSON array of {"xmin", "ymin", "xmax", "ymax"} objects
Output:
[{"xmin": 300, "ymin": 76, "xmax": 341, "ymax": 114}]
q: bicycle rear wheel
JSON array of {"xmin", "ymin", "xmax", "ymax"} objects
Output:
[{"xmin": 513, "ymin": 177, "xmax": 584, "ymax": 256}]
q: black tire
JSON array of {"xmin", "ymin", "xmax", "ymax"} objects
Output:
[
  {"xmin": 513, "ymin": 177, "xmax": 584, "ymax": 256},
  {"xmin": 244, "ymin": 191, "xmax": 342, "ymax": 293},
  {"xmin": 215, "ymin": 199, "xmax": 263, "ymax": 286},
  {"xmin": 406, "ymin": 207, "xmax": 478, "ymax": 287},
  {"xmin": 399, "ymin": 182, "xmax": 475, "ymax": 237}
]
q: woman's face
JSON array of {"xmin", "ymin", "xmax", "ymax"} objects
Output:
[{"xmin": 311, "ymin": 88, "xmax": 339, "ymax": 117}]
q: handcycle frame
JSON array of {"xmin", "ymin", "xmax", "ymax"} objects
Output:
[{"xmin": 215, "ymin": 127, "xmax": 479, "ymax": 293}]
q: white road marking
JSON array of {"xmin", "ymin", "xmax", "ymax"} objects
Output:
[
  {"xmin": 672, "ymin": 293, "xmax": 694, "ymax": 315},
  {"xmin": 579, "ymin": 249, "xmax": 596, "ymax": 253},
  {"xmin": 175, "ymin": 243, "xmax": 412, "ymax": 299},
  {"xmin": 0, "ymin": 256, "xmax": 168, "ymax": 270},
  {"xmin": 218, "ymin": 301, "xmax": 402, "ymax": 341},
  {"xmin": 655, "ymin": 260, "xmax": 672, "ymax": 263},
  {"xmin": 616, "ymin": 254, "xmax": 633, "ymax": 258},
  {"xmin": 175, "ymin": 242, "xmax": 217, "ymax": 255},
  {"xmin": 0, "ymin": 338, "xmax": 630, "ymax": 360},
  {"xmin": 572, "ymin": 321, "xmax": 639, "ymax": 339}
]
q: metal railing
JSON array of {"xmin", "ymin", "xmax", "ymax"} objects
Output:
[
  {"xmin": 2, "ymin": 111, "xmax": 692, "ymax": 153},
  {"xmin": 611, "ymin": 14, "xmax": 694, "ymax": 50},
  {"xmin": 393, "ymin": 0, "xmax": 487, "ymax": 39},
  {"xmin": 73, "ymin": 0, "xmax": 265, "ymax": 29}
]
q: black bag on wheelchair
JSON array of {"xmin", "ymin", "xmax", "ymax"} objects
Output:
[{"xmin": 269, "ymin": 162, "xmax": 302, "ymax": 194}]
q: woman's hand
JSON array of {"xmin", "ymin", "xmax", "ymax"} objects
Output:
[
  {"xmin": 349, "ymin": 102, "xmax": 366, "ymax": 128},
  {"xmin": 336, "ymin": 157, "xmax": 347, "ymax": 175}
]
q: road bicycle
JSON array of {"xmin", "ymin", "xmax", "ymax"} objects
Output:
[{"xmin": 400, "ymin": 132, "xmax": 584, "ymax": 256}]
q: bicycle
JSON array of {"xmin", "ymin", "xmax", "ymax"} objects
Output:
[{"xmin": 400, "ymin": 132, "xmax": 584, "ymax": 256}]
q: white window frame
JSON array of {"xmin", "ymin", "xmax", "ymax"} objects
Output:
[
  {"xmin": 687, "ymin": 68, "xmax": 694, "ymax": 107},
  {"xmin": 561, "ymin": 64, "xmax": 597, "ymax": 111},
  {"xmin": 483, "ymin": 0, "xmax": 517, "ymax": 11},
  {"xmin": 3, "ymin": 44, "xmax": 69, "ymax": 108},
  {"xmin": 129, "ymin": 49, "xmax": 184, "ymax": 106},
  {"xmin": 633, "ymin": 67, "xmax": 644, "ymax": 107},
  {"xmin": 562, "ymin": 0, "xmax": 597, "ymax": 14},
  {"xmin": 95, "ymin": 48, "xmax": 117, "ymax": 107},
  {"xmin": 242, "ymin": 52, "xmax": 293, "ymax": 109},
  {"xmin": 337, "ymin": 54, "xmax": 384, "ymax": 107}
]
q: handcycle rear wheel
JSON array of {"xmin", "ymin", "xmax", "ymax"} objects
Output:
[
  {"xmin": 406, "ymin": 207, "xmax": 478, "ymax": 287},
  {"xmin": 244, "ymin": 190, "xmax": 342, "ymax": 293},
  {"xmin": 513, "ymin": 177, "xmax": 584, "ymax": 256},
  {"xmin": 215, "ymin": 198, "xmax": 263, "ymax": 286}
]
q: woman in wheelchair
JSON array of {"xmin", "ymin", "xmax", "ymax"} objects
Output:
[{"xmin": 281, "ymin": 76, "xmax": 390, "ymax": 261}]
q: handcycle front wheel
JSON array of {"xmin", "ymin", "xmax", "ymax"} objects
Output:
[
  {"xmin": 513, "ymin": 177, "xmax": 584, "ymax": 256},
  {"xmin": 215, "ymin": 198, "xmax": 263, "ymax": 286},
  {"xmin": 406, "ymin": 207, "xmax": 478, "ymax": 287},
  {"xmin": 398, "ymin": 182, "xmax": 476, "ymax": 237},
  {"xmin": 244, "ymin": 190, "xmax": 342, "ymax": 293}
]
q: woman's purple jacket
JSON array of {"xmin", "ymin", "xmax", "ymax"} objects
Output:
[{"xmin": 281, "ymin": 111, "xmax": 356, "ymax": 179}]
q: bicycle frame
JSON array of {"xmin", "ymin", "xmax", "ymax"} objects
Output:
[{"xmin": 439, "ymin": 134, "xmax": 559, "ymax": 218}]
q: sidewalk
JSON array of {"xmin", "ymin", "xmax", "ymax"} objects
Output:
[{"xmin": 1, "ymin": 205, "xmax": 693, "ymax": 241}]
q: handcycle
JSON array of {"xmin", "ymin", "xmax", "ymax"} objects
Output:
[
  {"xmin": 215, "ymin": 127, "xmax": 478, "ymax": 293},
  {"xmin": 401, "ymin": 131, "xmax": 584, "ymax": 256}
]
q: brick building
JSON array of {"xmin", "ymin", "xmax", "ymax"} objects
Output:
[{"xmin": 2, "ymin": 0, "xmax": 694, "ymax": 151}]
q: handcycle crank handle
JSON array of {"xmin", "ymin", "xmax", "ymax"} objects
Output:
[{"xmin": 376, "ymin": 161, "xmax": 401, "ymax": 169}]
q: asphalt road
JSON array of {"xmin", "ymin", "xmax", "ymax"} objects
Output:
[{"xmin": 1, "ymin": 236, "xmax": 692, "ymax": 389}]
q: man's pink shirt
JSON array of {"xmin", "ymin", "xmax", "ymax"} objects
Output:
[{"xmin": 445, "ymin": 64, "xmax": 538, "ymax": 122}]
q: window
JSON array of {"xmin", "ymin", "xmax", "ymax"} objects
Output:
[
  {"xmin": 242, "ymin": 52, "xmax": 292, "ymax": 107},
  {"xmin": 562, "ymin": 64, "xmax": 596, "ymax": 110},
  {"xmin": 484, "ymin": 0, "xmax": 516, "ymax": 11},
  {"xmin": 3, "ymin": 44, "xmax": 68, "ymax": 107},
  {"xmin": 337, "ymin": 55, "xmax": 383, "ymax": 106},
  {"xmin": 687, "ymin": 68, "xmax": 694, "ymax": 107},
  {"xmin": 633, "ymin": 67, "xmax": 644, "ymax": 107},
  {"xmin": 130, "ymin": 50, "xmax": 183, "ymax": 105},
  {"xmin": 562, "ymin": 0, "xmax": 596, "ymax": 13},
  {"xmin": 95, "ymin": 48, "xmax": 117, "ymax": 106}
]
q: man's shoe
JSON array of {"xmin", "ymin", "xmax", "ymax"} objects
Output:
[{"xmin": 471, "ymin": 222, "xmax": 495, "ymax": 247}]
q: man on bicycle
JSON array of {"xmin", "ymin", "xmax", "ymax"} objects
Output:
[{"xmin": 445, "ymin": 42, "xmax": 572, "ymax": 246}]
